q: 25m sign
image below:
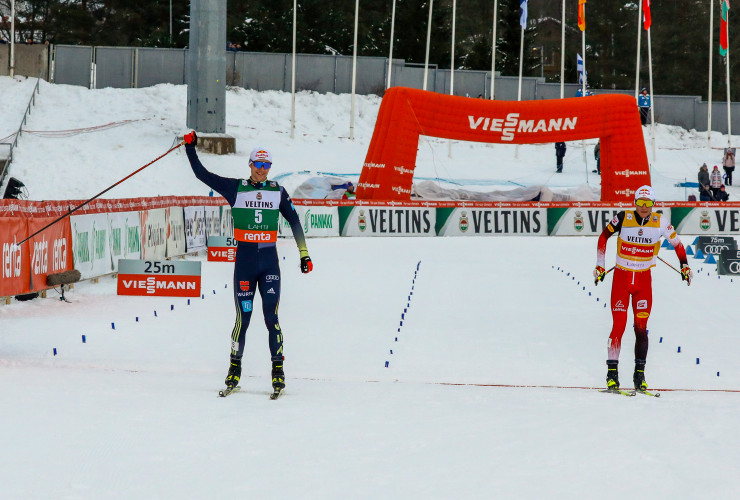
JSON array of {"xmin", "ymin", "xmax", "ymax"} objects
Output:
[{"xmin": 117, "ymin": 259, "xmax": 201, "ymax": 297}]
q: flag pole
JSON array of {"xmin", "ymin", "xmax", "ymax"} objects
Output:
[
  {"xmin": 560, "ymin": 0, "xmax": 565, "ymax": 98},
  {"xmin": 386, "ymin": 0, "xmax": 397, "ymax": 89},
  {"xmin": 349, "ymin": 0, "xmax": 359, "ymax": 141},
  {"xmin": 581, "ymin": 5, "xmax": 587, "ymax": 166},
  {"xmin": 449, "ymin": 0, "xmax": 456, "ymax": 159},
  {"xmin": 423, "ymin": 0, "xmax": 434, "ymax": 91},
  {"xmin": 635, "ymin": 1, "xmax": 642, "ymax": 99},
  {"xmin": 726, "ymin": 4, "xmax": 732, "ymax": 148},
  {"xmin": 290, "ymin": 0, "xmax": 297, "ymax": 139},
  {"xmin": 490, "ymin": 0, "xmax": 498, "ymax": 99},
  {"xmin": 648, "ymin": 26, "xmax": 656, "ymax": 164},
  {"xmin": 708, "ymin": 0, "xmax": 714, "ymax": 150}
]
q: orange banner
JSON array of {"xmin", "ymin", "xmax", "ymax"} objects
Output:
[
  {"xmin": 0, "ymin": 217, "xmax": 31, "ymax": 296},
  {"xmin": 27, "ymin": 217, "xmax": 74, "ymax": 291},
  {"xmin": 358, "ymin": 87, "xmax": 649, "ymax": 203}
]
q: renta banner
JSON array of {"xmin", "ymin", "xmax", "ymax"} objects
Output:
[
  {"xmin": 27, "ymin": 216, "xmax": 74, "ymax": 291},
  {"xmin": 117, "ymin": 259, "xmax": 201, "ymax": 297},
  {"xmin": 0, "ymin": 217, "xmax": 31, "ymax": 296}
]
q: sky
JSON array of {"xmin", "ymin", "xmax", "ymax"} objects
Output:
[{"xmin": 1, "ymin": 76, "xmax": 740, "ymax": 498}]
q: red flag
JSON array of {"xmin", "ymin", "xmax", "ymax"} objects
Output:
[
  {"xmin": 643, "ymin": 0, "xmax": 651, "ymax": 30},
  {"xmin": 578, "ymin": 0, "xmax": 587, "ymax": 31},
  {"xmin": 720, "ymin": 1, "xmax": 730, "ymax": 56}
]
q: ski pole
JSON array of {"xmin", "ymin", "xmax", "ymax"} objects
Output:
[
  {"xmin": 594, "ymin": 266, "xmax": 615, "ymax": 286},
  {"xmin": 657, "ymin": 256, "xmax": 682, "ymax": 275},
  {"xmin": 18, "ymin": 141, "xmax": 184, "ymax": 246}
]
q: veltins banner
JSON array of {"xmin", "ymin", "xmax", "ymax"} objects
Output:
[
  {"xmin": 672, "ymin": 207, "xmax": 740, "ymax": 234},
  {"xmin": 437, "ymin": 207, "xmax": 547, "ymax": 236},
  {"xmin": 548, "ymin": 207, "xmax": 671, "ymax": 236},
  {"xmin": 341, "ymin": 206, "xmax": 436, "ymax": 237}
]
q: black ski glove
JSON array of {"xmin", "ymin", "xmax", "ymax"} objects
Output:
[{"xmin": 300, "ymin": 256, "xmax": 313, "ymax": 274}]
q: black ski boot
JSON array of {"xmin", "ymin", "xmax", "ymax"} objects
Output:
[
  {"xmin": 225, "ymin": 358, "xmax": 241, "ymax": 388},
  {"xmin": 633, "ymin": 359, "xmax": 648, "ymax": 391},
  {"xmin": 606, "ymin": 360, "xmax": 620, "ymax": 390},
  {"xmin": 271, "ymin": 361, "xmax": 285, "ymax": 390}
]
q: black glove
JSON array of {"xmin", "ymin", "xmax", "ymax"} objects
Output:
[
  {"xmin": 680, "ymin": 264, "xmax": 692, "ymax": 286},
  {"xmin": 300, "ymin": 256, "xmax": 313, "ymax": 274},
  {"xmin": 184, "ymin": 130, "xmax": 198, "ymax": 146}
]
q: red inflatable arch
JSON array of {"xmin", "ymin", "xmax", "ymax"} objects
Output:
[{"xmin": 357, "ymin": 87, "xmax": 650, "ymax": 202}]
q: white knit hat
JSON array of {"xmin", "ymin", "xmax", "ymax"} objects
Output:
[
  {"xmin": 249, "ymin": 148, "xmax": 272, "ymax": 163},
  {"xmin": 634, "ymin": 185, "xmax": 656, "ymax": 202}
]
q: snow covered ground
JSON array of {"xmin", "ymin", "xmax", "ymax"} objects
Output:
[
  {"xmin": 2, "ymin": 76, "xmax": 740, "ymax": 498},
  {"xmin": 2, "ymin": 237, "xmax": 739, "ymax": 498}
]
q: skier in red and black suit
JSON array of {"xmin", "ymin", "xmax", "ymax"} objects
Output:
[{"xmin": 593, "ymin": 185, "xmax": 692, "ymax": 393}]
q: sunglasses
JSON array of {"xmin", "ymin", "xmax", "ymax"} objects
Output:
[
  {"xmin": 635, "ymin": 199, "xmax": 654, "ymax": 208},
  {"xmin": 252, "ymin": 161, "xmax": 272, "ymax": 170}
]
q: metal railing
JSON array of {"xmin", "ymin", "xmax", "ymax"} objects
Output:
[{"xmin": 0, "ymin": 76, "xmax": 41, "ymax": 191}]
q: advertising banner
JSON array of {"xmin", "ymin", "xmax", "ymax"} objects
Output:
[
  {"xmin": 437, "ymin": 207, "xmax": 547, "ymax": 236},
  {"xmin": 279, "ymin": 206, "xmax": 340, "ymax": 238},
  {"xmin": 220, "ymin": 206, "xmax": 234, "ymax": 238},
  {"xmin": 165, "ymin": 207, "xmax": 186, "ymax": 258},
  {"xmin": 340, "ymin": 206, "xmax": 436, "ymax": 237},
  {"xmin": 139, "ymin": 208, "xmax": 167, "ymax": 261},
  {"xmin": 71, "ymin": 213, "xmax": 113, "ymax": 280},
  {"xmin": 0, "ymin": 217, "xmax": 31, "ymax": 296},
  {"xmin": 117, "ymin": 259, "xmax": 201, "ymax": 297},
  {"xmin": 107, "ymin": 211, "xmax": 142, "ymax": 272},
  {"xmin": 718, "ymin": 249, "xmax": 740, "ymax": 275},
  {"xmin": 204, "ymin": 205, "xmax": 221, "ymax": 238},
  {"xmin": 184, "ymin": 206, "xmax": 207, "ymax": 252},
  {"xmin": 207, "ymin": 236, "xmax": 237, "ymax": 262},
  {"xmin": 27, "ymin": 217, "xmax": 74, "ymax": 290},
  {"xmin": 547, "ymin": 206, "xmax": 671, "ymax": 236},
  {"xmin": 694, "ymin": 235, "xmax": 737, "ymax": 256},
  {"xmin": 672, "ymin": 207, "xmax": 740, "ymax": 234}
]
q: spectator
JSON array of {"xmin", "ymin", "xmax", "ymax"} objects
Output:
[
  {"xmin": 722, "ymin": 148, "xmax": 735, "ymax": 186},
  {"xmin": 638, "ymin": 88, "xmax": 651, "ymax": 125},
  {"xmin": 342, "ymin": 182, "xmax": 356, "ymax": 200},
  {"xmin": 575, "ymin": 85, "xmax": 593, "ymax": 97},
  {"xmin": 716, "ymin": 184, "xmax": 730, "ymax": 202},
  {"xmin": 592, "ymin": 141, "xmax": 601, "ymax": 175},
  {"xmin": 698, "ymin": 164, "xmax": 714, "ymax": 201},
  {"xmin": 25, "ymin": 38, "xmax": 34, "ymax": 45},
  {"xmin": 710, "ymin": 165, "xmax": 723, "ymax": 199},
  {"xmin": 227, "ymin": 42, "xmax": 238, "ymax": 52},
  {"xmin": 555, "ymin": 142, "xmax": 566, "ymax": 173}
]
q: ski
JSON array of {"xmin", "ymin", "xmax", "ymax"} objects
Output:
[
  {"xmin": 269, "ymin": 387, "xmax": 284, "ymax": 400},
  {"xmin": 635, "ymin": 389, "xmax": 661, "ymax": 397},
  {"xmin": 218, "ymin": 386, "xmax": 241, "ymax": 397},
  {"xmin": 599, "ymin": 388, "xmax": 636, "ymax": 397}
]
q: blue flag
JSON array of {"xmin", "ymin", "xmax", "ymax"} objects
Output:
[
  {"xmin": 577, "ymin": 53, "xmax": 587, "ymax": 85},
  {"xmin": 520, "ymin": 0, "xmax": 528, "ymax": 28}
]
